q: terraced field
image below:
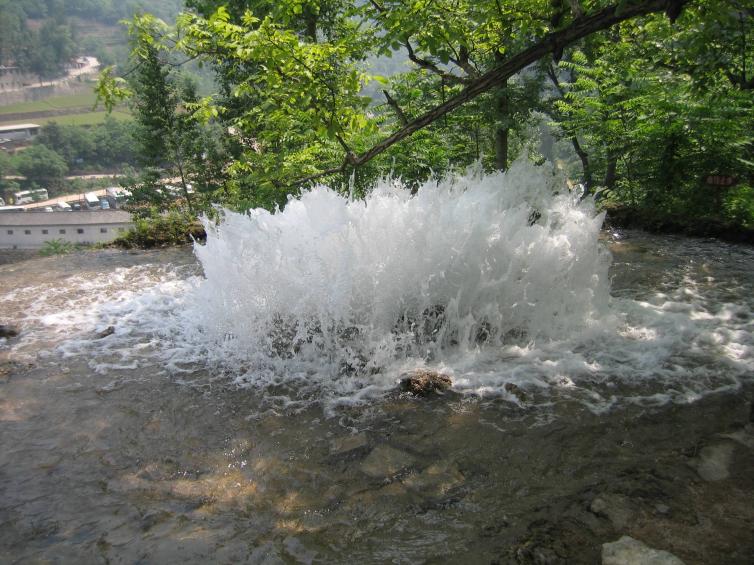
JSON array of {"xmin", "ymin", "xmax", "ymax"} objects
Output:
[{"xmin": 0, "ymin": 89, "xmax": 130, "ymax": 127}]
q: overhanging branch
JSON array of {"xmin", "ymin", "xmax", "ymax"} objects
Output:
[{"xmin": 287, "ymin": 0, "xmax": 686, "ymax": 188}]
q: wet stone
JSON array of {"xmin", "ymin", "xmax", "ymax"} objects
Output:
[
  {"xmin": 403, "ymin": 461, "xmax": 465, "ymax": 496},
  {"xmin": 505, "ymin": 382, "xmax": 528, "ymax": 402},
  {"xmin": 95, "ymin": 326, "xmax": 115, "ymax": 339},
  {"xmin": 140, "ymin": 510, "xmax": 173, "ymax": 532},
  {"xmin": 399, "ymin": 369, "xmax": 452, "ymax": 396},
  {"xmin": 359, "ymin": 445, "xmax": 416, "ymax": 479},
  {"xmin": 590, "ymin": 494, "xmax": 636, "ymax": 529},
  {"xmin": 0, "ymin": 324, "xmax": 19, "ymax": 338},
  {"xmin": 602, "ymin": 536, "xmax": 685, "ymax": 565},
  {"xmin": 720, "ymin": 424, "xmax": 754, "ymax": 450},
  {"xmin": 691, "ymin": 442, "xmax": 735, "ymax": 482},
  {"xmin": 330, "ymin": 433, "xmax": 368, "ymax": 456}
]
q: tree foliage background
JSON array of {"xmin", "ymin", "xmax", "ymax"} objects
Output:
[{"xmin": 96, "ymin": 0, "xmax": 753, "ymax": 233}]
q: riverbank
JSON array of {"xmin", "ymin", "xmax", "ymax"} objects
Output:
[{"xmin": 604, "ymin": 206, "xmax": 754, "ymax": 245}]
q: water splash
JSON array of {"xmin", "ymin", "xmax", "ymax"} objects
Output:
[{"xmin": 172, "ymin": 159, "xmax": 612, "ymax": 402}]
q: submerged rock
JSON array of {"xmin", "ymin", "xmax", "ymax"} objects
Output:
[
  {"xmin": 590, "ymin": 494, "xmax": 636, "ymax": 529},
  {"xmin": 691, "ymin": 442, "xmax": 735, "ymax": 482},
  {"xmin": 403, "ymin": 461, "xmax": 465, "ymax": 496},
  {"xmin": 360, "ymin": 445, "xmax": 416, "ymax": 479},
  {"xmin": 602, "ymin": 536, "xmax": 685, "ymax": 565},
  {"xmin": 721, "ymin": 424, "xmax": 754, "ymax": 450},
  {"xmin": 399, "ymin": 369, "xmax": 452, "ymax": 396},
  {"xmin": 0, "ymin": 324, "xmax": 19, "ymax": 338},
  {"xmin": 505, "ymin": 382, "xmax": 528, "ymax": 402},
  {"xmin": 330, "ymin": 433, "xmax": 369, "ymax": 456}
]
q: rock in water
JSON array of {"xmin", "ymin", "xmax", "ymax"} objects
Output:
[
  {"xmin": 95, "ymin": 326, "xmax": 115, "ymax": 339},
  {"xmin": 590, "ymin": 494, "xmax": 636, "ymax": 529},
  {"xmin": 329, "ymin": 433, "xmax": 369, "ymax": 456},
  {"xmin": 399, "ymin": 369, "xmax": 452, "ymax": 396},
  {"xmin": 602, "ymin": 536, "xmax": 685, "ymax": 565},
  {"xmin": 691, "ymin": 442, "xmax": 735, "ymax": 482},
  {"xmin": 504, "ymin": 382, "xmax": 528, "ymax": 401},
  {"xmin": 0, "ymin": 325, "xmax": 19, "ymax": 338},
  {"xmin": 359, "ymin": 445, "xmax": 416, "ymax": 479}
]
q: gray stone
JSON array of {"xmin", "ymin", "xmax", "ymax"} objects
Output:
[
  {"xmin": 590, "ymin": 494, "xmax": 635, "ymax": 529},
  {"xmin": 602, "ymin": 536, "xmax": 685, "ymax": 565},
  {"xmin": 654, "ymin": 503, "xmax": 670, "ymax": 515},
  {"xmin": 403, "ymin": 461, "xmax": 465, "ymax": 496},
  {"xmin": 360, "ymin": 445, "xmax": 416, "ymax": 479},
  {"xmin": 504, "ymin": 382, "xmax": 528, "ymax": 401},
  {"xmin": 692, "ymin": 442, "xmax": 734, "ymax": 482},
  {"xmin": 95, "ymin": 326, "xmax": 115, "ymax": 339},
  {"xmin": 330, "ymin": 433, "xmax": 368, "ymax": 456},
  {"xmin": 720, "ymin": 425, "xmax": 754, "ymax": 450}
]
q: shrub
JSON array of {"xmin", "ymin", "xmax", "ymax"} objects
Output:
[
  {"xmin": 723, "ymin": 185, "xmax": 754, "ymax": 229},
  {"xmin": 113, "ymin": 209, "xmax": 205, "ymax": 248},
  {"xmin": 39, "ymin": 239, "xmax": 75, "ymax": 256}
]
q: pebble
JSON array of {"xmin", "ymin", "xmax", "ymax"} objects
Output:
[{"xmin": 602, "ymin": 535, "xmax": 685, "ymax": 564}]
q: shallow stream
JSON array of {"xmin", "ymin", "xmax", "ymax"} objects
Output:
[{"xmin": 1, "ymin": 166, "xmax": 754, "ymax": 563}]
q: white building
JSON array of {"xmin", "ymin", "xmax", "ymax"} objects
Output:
[
  {"xmin": 0, "ymin": 123, "xmax": 41, "ymax": 143},
  {"xmin": 0, "ymin": 210, "xmax": 133, "ymax": 249}
]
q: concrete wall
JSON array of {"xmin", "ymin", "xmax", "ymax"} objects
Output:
[{"xmin": 0, "ymin": 211, "xmax": 133, "ymax": 249}]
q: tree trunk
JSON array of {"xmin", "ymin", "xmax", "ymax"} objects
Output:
[
  {"xmin": 173, "ymin": 141, "xmax": 194, "ymax": 215},
  {"xmin": 495, "ymin": 82, "xmax": 510, "ymax": 171},
  {"xmin": 571, "ymin": 136, "xmax": 593, "ymax": 192},
  {"xmin": 304, "ymin": 7, "xmax": 318, "ymax": 41},
  {"xmin": 604, "ymin": 151, "xmax": 618, "ymax": 190},
  {"xmin": 495, "ymin": 128, "xmax": 509, "ymax": 172}
]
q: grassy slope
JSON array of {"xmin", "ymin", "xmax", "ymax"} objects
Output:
[
  {"xmin": 0, "ymin": 91, "xmax": 100, "ymax": 115},
  {"xmin": 0, "ymin": 89, "xmax": 131, "ymax": 126},
  {"xmin": 0, "ymin": 110, "xmax": 131, "ymax": 127}
]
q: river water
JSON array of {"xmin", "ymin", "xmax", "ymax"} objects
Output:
[{"xmin": 1, "ymin": 166, "xmax": 754, "ymax": 563}]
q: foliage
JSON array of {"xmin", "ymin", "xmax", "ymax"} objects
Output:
[
  {"xmin": 723, "ymin": 185, "xmax": 754, "ymax": 229},
  {"xmin": 27, "ymin": 118, "xmax": 138, "ymax": 172},
  {"xmin": 39, "ymin": 239, "xmax": 75, "ymax": 256},
  {"xmin": 551, "ymin": 2, "xmax": 754, "ymax": 231},
  {"xmin": 94, "ymin": 0, "xmax": 754, "ymax": 235},
  {"xmin": 113, "ymin": 208, "xmax": 206, "ymax": 248},
  {"xmin": 0, "ymin": 1, "xmax": 77, "ymax": 78},
  {"xmin": 14, "ymin": 145, "xmax": 69, "ymax": 193}
]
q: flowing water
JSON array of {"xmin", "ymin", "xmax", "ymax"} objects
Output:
[{"xmin": 1, "ymin": 162, "xmax": 753, "ymax": 563}]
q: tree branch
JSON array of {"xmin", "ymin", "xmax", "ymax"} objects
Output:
[
  {"xmin": 404, "ymin": 41, "xmax": 469, "ymax": 85},
  {"xmin": 382, "ymin": 89, "xmax": 409, "ymax": 125},
  {"xmin": 289, "ymin": 0, "xmax": 686, "ymax": 186}
]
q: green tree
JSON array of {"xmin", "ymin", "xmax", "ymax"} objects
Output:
[
  {"xmin": 550, "ymin": 1, "xmax": 753, "ymax": 228},
  {"xmin": 14, "ymin": 145, "xmax": 69, "ymax": 193},
  {"xmin": 100, "ymin": 0, "xmax": 697, "ymax": 210}
]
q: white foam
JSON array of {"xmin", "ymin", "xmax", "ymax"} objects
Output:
[{"xmin": 3, "ymin": 159, "xmax": 752, "ymax": 414}]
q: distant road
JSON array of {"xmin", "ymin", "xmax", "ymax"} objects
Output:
[
  {"xmin": 0, "ymin": 57, "xmax": 100, "ymax": 94},
  {"xmin": 6, "ymin": 173, "xmax": 123, "ymax": 181}
]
